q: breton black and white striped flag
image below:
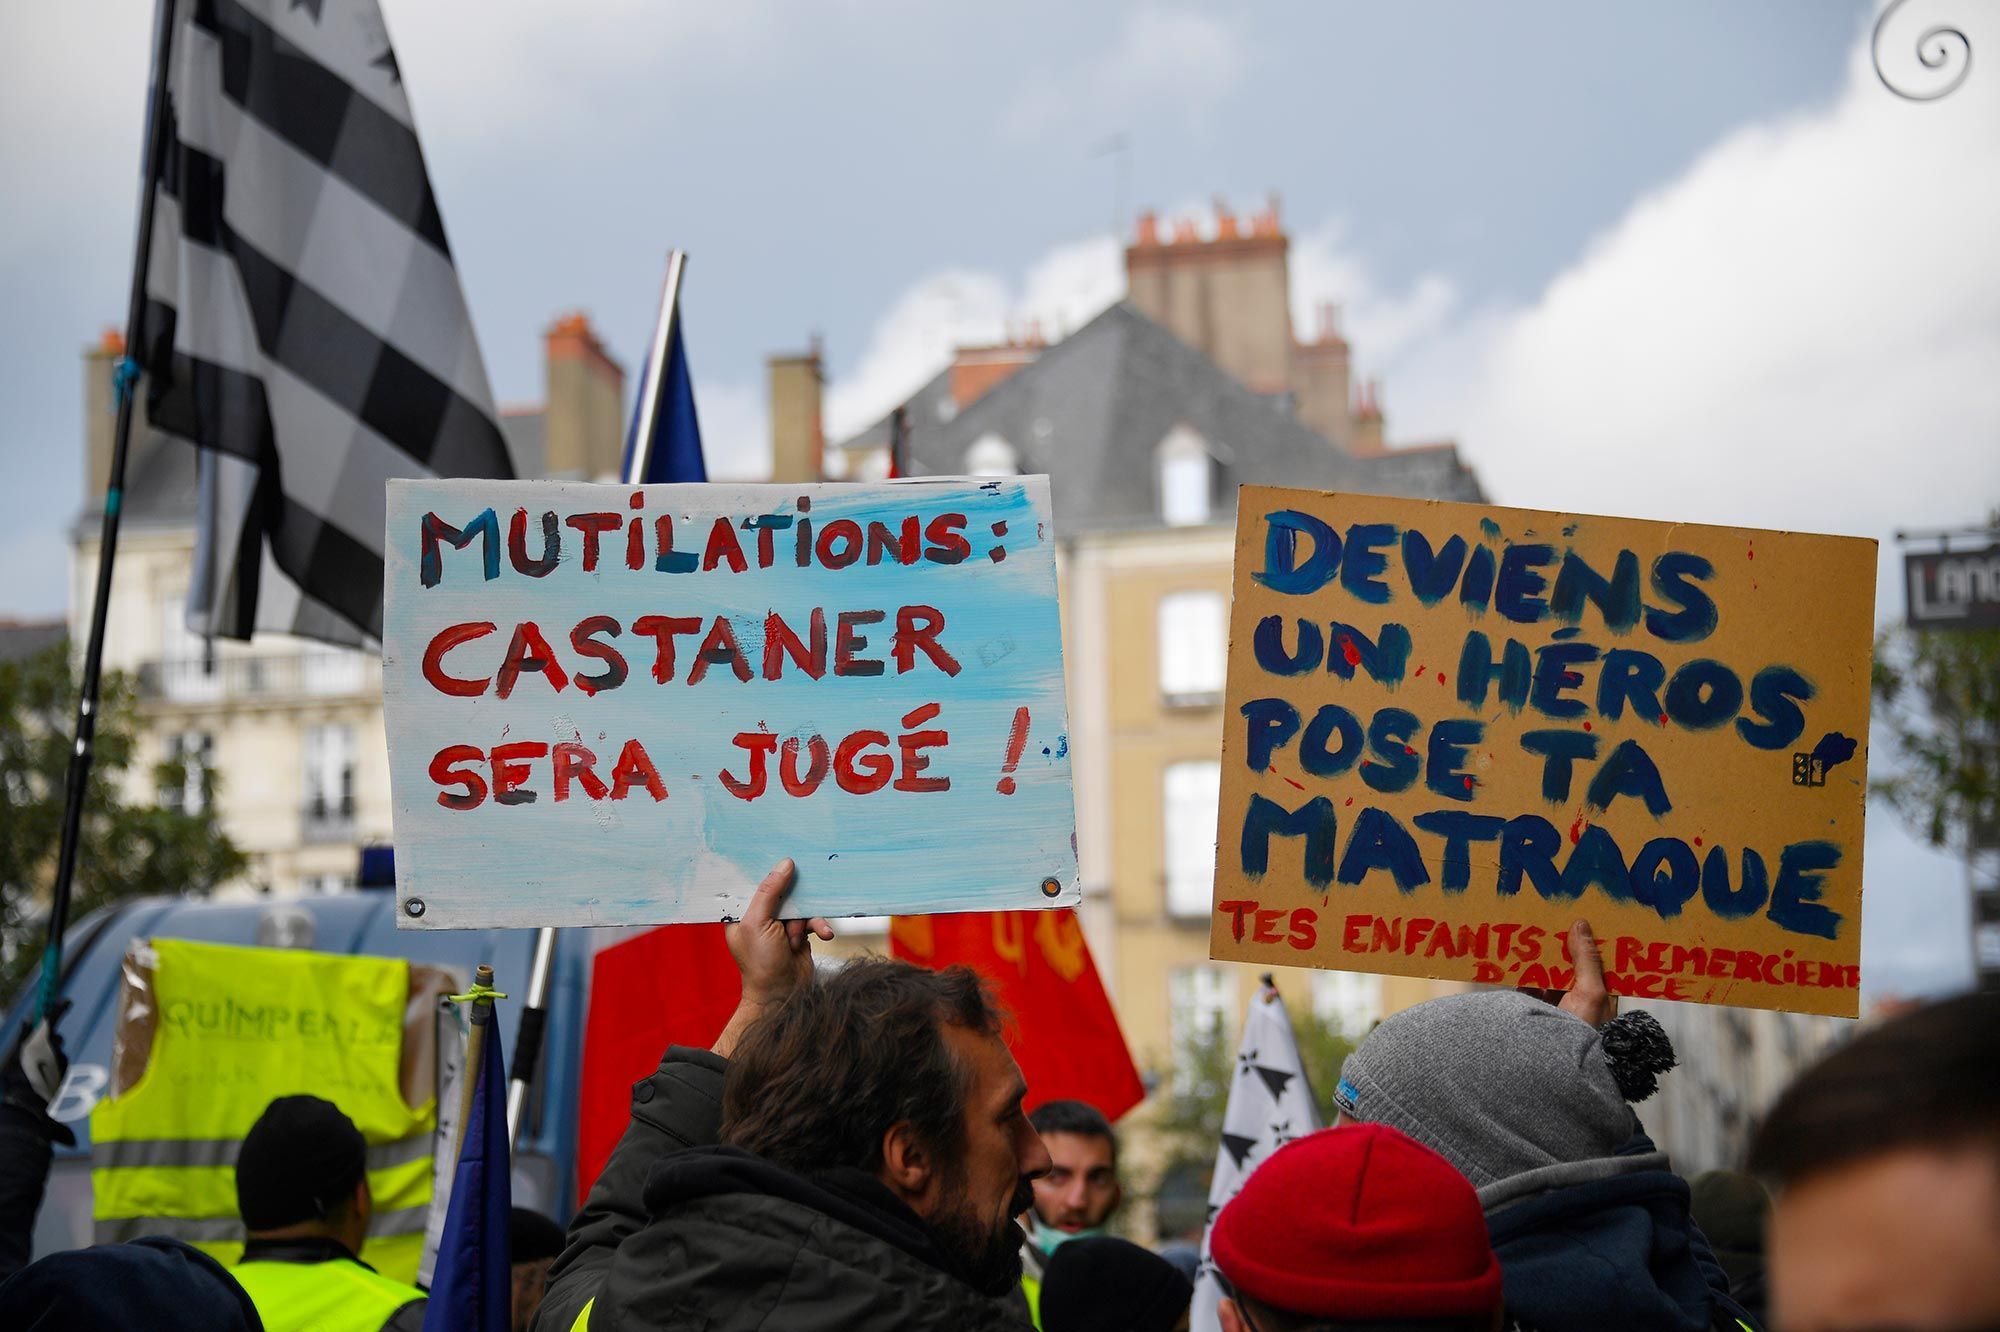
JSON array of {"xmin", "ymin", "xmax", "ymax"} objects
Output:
[
  {"xmin": 1191, "ymin": 979, "xmax": 1323, "ymax": 1332},
  {"xmin": 138, "ymin": 0, "xmax": 514, "ymax": 645}
]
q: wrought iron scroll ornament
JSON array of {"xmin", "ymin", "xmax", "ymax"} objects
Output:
[{"xmin": 1872, "ymin": 0, "xmax": 1972, "ymax": 101}]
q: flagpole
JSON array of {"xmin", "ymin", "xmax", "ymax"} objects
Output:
[
  {"xmin": 39, "ymin": 0, "xmax": 179, "ymax": 1020},
  {"xmin": 504, "ymin": 926, "xmax": 553, "ymax": 1145},
  {"xmin": 626, "ymin": 249, "xmax": 688, "ymax": 484},
  {"xmin": 504, "ymin": 250, "xmax": 689, "ymax": 1147},
  {"xmin": 455, "ymin": 964, "xmax": 498, "ymax": 1170}
]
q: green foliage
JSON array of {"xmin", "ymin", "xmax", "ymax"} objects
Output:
[
  {"xmin": 0, "ymin": 639, "xmax": 246, "ymax": 1002},
  {"xmin": 1146, "ymin": 986, "xmax": 1358, "ymax": 1238},
  {"xmin": 1872, "ymin": 623, "xmax": 2000, "ymax": 850}
]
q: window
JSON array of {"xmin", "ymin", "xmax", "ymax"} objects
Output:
[
  {"xmin": 1169, "ymin": 965, "xmax": 1236, "ymax": 1088},
  {"xmin": 1158, "ymin": 591, "xmax": 1227, "ymax": 704},
  {"xmin": 1163, "ymin": 760, "xmax": 1221, "ymax": 918},
  {"xmin": 1311, "ymin": 971, "xmax": 1383, "ymax": 1038},
  {"xmin": 964, "ymin": 433, "xmax": 1019, "ymax": 476},
  {"xmin": 158, "ymin": 731, "xmax": 213, "ymax": 813},
  {"xmin": 298, "ymin": 873, "xmax": 355, "ymax": 896},
  {"xmin": 1157, "ymin": 426, "xmax": 1212, "ymax": 526},
  {"xmin": 303, "ymin": 723, "xmax": 356, "ymax": 841}
]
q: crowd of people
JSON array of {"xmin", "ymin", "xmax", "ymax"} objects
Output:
[{"xmin": 1, "ymin": 856, "xmax": 1995, "ymax": 1331}]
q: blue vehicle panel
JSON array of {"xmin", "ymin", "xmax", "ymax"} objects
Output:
[{"xmin": 2, "ymin": 891, "xmax": 622, "ymax": 1264}]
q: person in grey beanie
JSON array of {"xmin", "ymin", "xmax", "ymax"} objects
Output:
[{"xmin": 1333, "ymin": 919, "xmax": 1758, "ymax": 1332}]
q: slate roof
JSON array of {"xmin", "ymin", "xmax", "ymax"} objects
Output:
[
  {"xmin": 500, "ymin": 409, "xmax": 546, "ymax": 479},
  {"xmin": 0, "ymin": 619, "xmax": 66, "ymax": 662},
  {"xmin": 834, "ymin": 301, "xmax": 1482, "ymax": 533},
  {"xmin": 841, "ymin": 364, "xmax": 958, "ymax": 455},
  {"xmin": 72, "ymin": 429, "xmax": 201, "ymax": 539}
]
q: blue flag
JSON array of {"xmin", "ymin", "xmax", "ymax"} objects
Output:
[
  {"xmin": 423, "ymin": 1006, "xmax": 511, "ymax": 1332},
  {"xmin": 622, "ymin": 312, "xmax": 706, "ymax": 483}
]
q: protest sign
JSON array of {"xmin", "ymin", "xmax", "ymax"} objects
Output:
[
  {"xmin": 382, "ymin": 478, "xmax": 1078, "ymax": 929},
  {"xmin": 1211, "ymin": 488, "xmax": 1876, "ymax": 1016}
]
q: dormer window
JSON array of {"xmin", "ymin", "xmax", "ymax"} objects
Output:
[
  {"xmin": 1158, "ymin": 426, "xmax": 1212, "ymax": 526},
  {"xmin": 965, "ymin": 433, "xmax": 1019, "ymax": 476}
]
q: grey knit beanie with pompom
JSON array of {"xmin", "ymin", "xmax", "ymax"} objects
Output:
[{"xmin": 1330, "ymin": 991, "xmax": 1674, "ymax": 1189}]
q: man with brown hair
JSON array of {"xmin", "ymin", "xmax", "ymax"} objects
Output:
[
  {"xmin": 537, "ymin": 859, "xmax": 1050, "ymax": 1331},
  {"xmin": 1749, "ymin": 990, "xmax": 2000, "ymax": 1332}
]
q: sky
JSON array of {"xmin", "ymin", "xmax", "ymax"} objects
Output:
[{"xmin": 2, "ymin": 0, "xmax": 1994, "ymax": 996}]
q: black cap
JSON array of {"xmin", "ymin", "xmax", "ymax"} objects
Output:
[
  {"xmin": 510, "ymin": 1207, "xmax": 567, "ymax": 1264},
  {"xmin": 236, "ymin": 1094, "xmax": 368, "ymax": 1231},
  {"xmin": 1040, "ymin": 1236, "xmax": 1193, "ymax": 1332}
]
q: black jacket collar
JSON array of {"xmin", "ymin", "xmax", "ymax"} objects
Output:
[{"xmin": 238, "ymin": 1236, "xmax": 373, "ymax": 1270}]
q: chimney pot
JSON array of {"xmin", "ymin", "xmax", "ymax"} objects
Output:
[
  {"xmin": 1135, "ymin": 210, "xmax": 1160, "ymax": 246},
  {"xmin": 1214, "ymin": 196, "xmax": 1238, "ymax": 239},
  {"xmin": 1251, "ymin": 191, "xmax": 1283, "ymax": 237},
  {"xmin": 1172, "ymin": 218, "xmax": 1199, "ymax": 244}
]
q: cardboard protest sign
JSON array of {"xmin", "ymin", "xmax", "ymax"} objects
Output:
[
  {"xmin": 382, "ymin": 478, "xmax": 1078, "ymax": 929},
  {"xmin": 1211, "ymin": 488, "xmax": 1876, "ymax": 1016}
]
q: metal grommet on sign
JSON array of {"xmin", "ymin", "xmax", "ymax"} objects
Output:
[
  {"xmin": 403, "ymin": 897, "xmax": 426, "ymax": 919},
  {"xmin": 1040, "ymin": 877, "xmax": 1062, "ymax": 898}
]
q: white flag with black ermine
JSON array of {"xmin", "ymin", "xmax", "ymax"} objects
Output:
[
  {"xmin": 138, "ymin": 0, "xmax": 515, "ymax": 646},
  {"xmin": 1191, "ymin": 976, "xmax": 1324, "ymax": 1332}
]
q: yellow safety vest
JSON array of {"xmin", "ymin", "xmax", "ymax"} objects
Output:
[
  {"xmin": 234, "ymin": 1255, "xmax": 426, "ymax": 1332},
  {"xmin": 91, "ymin": 938, "xmax": 436, "ymax": 1282}
]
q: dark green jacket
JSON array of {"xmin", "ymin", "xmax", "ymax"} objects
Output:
[
  {"xmin": 533, "ymin": 1047, "xmax": 1028, "ymax": 1332},
  {"xmin": 535, "ymin": 1046, "xmax": 730, "ymax": 1332},
  {"xmin": 597, "ymin": 1148, "xmax": 1027, "ymax": 1332}
]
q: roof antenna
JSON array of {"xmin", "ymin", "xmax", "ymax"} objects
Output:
[{"xmin": 1089, "ymin": 132, "xmax": 1132, "ymax": 241}]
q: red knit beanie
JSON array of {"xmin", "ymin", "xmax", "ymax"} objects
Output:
[{"xmin": 1209, "ymin": 1123, "xmax": 1503, "ymax": 1320}]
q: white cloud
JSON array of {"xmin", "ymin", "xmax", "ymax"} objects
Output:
[
  {"xmin": 999, "ymin": 7, "xmax": 1249, "ymax": 143},
  {"xmin": 824, "ymin": 235, "xmax": 1122, "ymax": 439},
  {"xmin": 1288, "ymin": 220, "xmax": 1464, "ymax": 381},
  {"xmin": 1402, "ymin": 39, "xmax": 2000, "ymax": 544},
  {"xmin": 693, "ymin": 377, "xmax": 770, "ymax": 481},
  {"xmin": 384, "ymin": 2, "xmax": 781, "ymax": 152}
]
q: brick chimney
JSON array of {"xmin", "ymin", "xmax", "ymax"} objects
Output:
[
  {"xmin": 83, "ymin": 329, "xmax": 126, "ymax": 499},
  {"xmin": 1292, "ymin": 302, "xmax": 1353, "ymax": 451},
  {"xmin": 1350, "ymin": 378, "xmax": 1386, "ymax": 457},
  {"xmin": 1125, "ymin": 193, "xmax": 1293, "ymax": 394},
  {"xmin": 948, "ymin": 325, "xmax": 1044, "ymax": 411},
  {"xmin": 767, "ymin": 336, "xmax": 824, "ymax": 483},
  {"xmin": 543, "ymin": 313, "xmax": 626, "ymax": 480}
]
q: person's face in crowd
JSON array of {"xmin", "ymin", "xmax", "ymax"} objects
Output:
[
  {"xmin": 510, "ymin": 1257, "xmax": 554, "ymax": 1332},
  {"xmin": 1769, "ymin": 1145, "xmax": 2000, "ymax": 1332},
  {"xmin": 925, "ymin": 1024, "xmax": 1051, "ymax": 1294},
  {"xmin": 1030, "ymin": 1130, "xmax": 1121, "ymax": 1233}
]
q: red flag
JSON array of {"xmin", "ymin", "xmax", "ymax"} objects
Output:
[
  {"xmin": 890, "ymin": 910, "xmax": 1145, "ymax": 1121},
  {"xmin": 886, "ymin": 404, "xmax": 907, "ymax": 479},
  {"xmin": 575, "ymin": 924, "xmax": 739, "ymax": 1199}
]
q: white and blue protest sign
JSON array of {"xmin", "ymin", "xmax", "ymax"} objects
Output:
[{"xmin": 382, "ymin": 478, "xmax": 1078, "ymax": 929}]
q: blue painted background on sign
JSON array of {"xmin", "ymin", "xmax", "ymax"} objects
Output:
[{"xmin": 382, "ymin": 478, "xmax": 1079, "ymax": 929}]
